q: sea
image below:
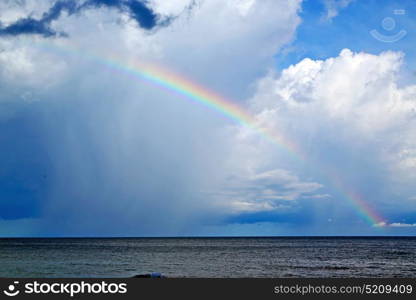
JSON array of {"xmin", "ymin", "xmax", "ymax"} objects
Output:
[{"xmin": 1, "ymin": 237, "xmax": 415, "ymax": 278}]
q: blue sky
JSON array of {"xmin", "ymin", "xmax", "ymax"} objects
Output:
[
  {"xmin": 279, "ymin": 0, "xmax": 416, "ymax": 69},
  {"xmin": 0, "ymin": 0, "xmax": 415, "ymax": 236}
]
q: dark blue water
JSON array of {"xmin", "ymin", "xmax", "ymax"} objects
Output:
[{"xmin": 1, "ymin": 237, "xmax": 415, "ymax": 277}]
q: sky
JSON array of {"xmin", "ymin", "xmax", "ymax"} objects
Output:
[{"xmin": 0, "ymin": 0, "xmax": 415, "ymax": 237}]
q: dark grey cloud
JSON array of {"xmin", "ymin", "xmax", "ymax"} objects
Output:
[
  {"xmin": 0, "ymin": 1, "xmax": 78, "ymax": 37},
  {"xmin": 83, "ymin": 0, "xmax": 158, "ymax": 29},
  {"xmin": 0, "ymin": 0, "xmax": 159, "ymax": 37}
]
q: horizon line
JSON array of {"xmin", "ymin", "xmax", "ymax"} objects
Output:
[{"xmin": 1, "ymin": 235, "xmax": 415, "ymax": 239}]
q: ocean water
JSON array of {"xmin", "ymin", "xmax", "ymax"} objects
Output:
[{"xmin": 1, "ymin": 237, "xmax": 415, "ymax": 278}]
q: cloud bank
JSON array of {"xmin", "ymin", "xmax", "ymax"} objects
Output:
[
  {"xmin": 0, "ymin": 0, "xmax": 304, "ymax": 236},
  {"xmin": 0, "ymin": 0, "xmax": 415, "ymax": 236},
  {"xmin": 236, "ymin": 49, "xmax": 416, "ymax": 229}
]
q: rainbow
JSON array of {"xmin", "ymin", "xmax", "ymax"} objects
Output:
[
  {"xmin": 328, "ymin": 171, "xmax": 385, "ymax": 226},
  {"xmin": 39, "ymin": 41, "xmax": 386, "ymax": 227}
]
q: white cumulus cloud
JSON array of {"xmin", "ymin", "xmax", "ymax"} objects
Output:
[{"xmin": 233, "ymin": 48, "xmax": 416, "ymax": 218}]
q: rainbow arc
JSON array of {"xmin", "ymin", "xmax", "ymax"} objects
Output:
[{"xmin": 39, "ymin": 42, "xmax": 386, "ymax": 226}]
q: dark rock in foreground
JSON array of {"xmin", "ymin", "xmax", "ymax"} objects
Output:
[{"xmin": 132, "ymin": 272, "xmax": 165, "ymax": 278}]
